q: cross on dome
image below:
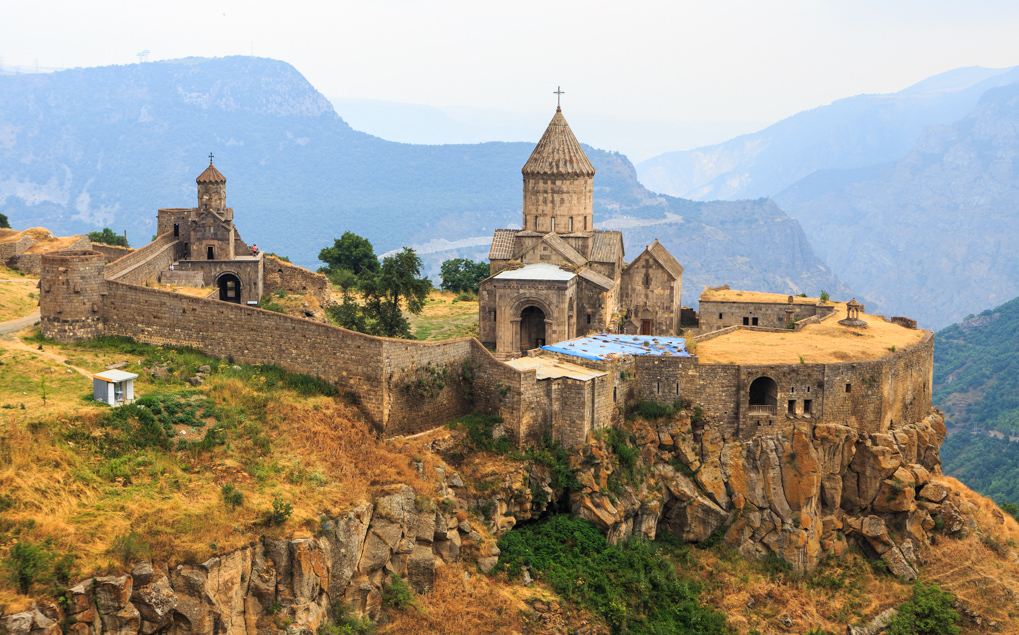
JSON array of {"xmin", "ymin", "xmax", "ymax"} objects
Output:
[{"xmin": 554, "ymin": 86, "xmax": 564, "ymax": 111}]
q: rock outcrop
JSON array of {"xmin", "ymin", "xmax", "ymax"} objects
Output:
[{"xmin": 2, "ymin": 475, "xmax": 480, "ymax": 635}]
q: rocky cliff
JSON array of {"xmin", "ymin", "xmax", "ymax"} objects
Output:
[{"xmin": 0, "ymin": 476, "xmax": 503, "ymax": 635}]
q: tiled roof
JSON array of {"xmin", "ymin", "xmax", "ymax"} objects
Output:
[
  {"xmin": 489, "ymin": 229, "xmax": 517, "ymax": 260},
  {"xmin": 647, "ymin": 239, "xmax": 684, "ymax": 278},
  {"xmin": 578, "ymin": 268, "xmax": 615, "ymax": 291},
  {"xmin": 197, "ymin": 161, "xmax": 226, "ymax": 183},
  {"xmin": 539, "ymin": 233, "xmax": 587, "ymax": 267},
  {"xmin": 589, "ymin": 230, "xmax": 623, "ymax": 263},
  {"xmin": 521, "ymin": 109, "xmax": 596, "ymax": 177}
]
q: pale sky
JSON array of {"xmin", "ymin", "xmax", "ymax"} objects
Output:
[{"xmin": 3, "ymin": 0, "xmax": 1019, "ymax": 126}]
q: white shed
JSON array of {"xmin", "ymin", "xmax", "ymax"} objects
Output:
[{"xmin": 93, "ymin": 370, "xmax": 138, "ymax": 406}]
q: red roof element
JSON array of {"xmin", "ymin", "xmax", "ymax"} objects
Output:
[
  {"xmin": 197, "ymin": 161, "xmax": 226, "ymax": 184},
  {"xmin": 521, "ymin": 108, "xmax": 595, "ymax": 177}
]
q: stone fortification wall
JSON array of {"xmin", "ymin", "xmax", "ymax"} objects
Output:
[
  {"xmin": 160, "ymin": 270, "xmax": 205, "ymax": 287},
  {"xmin": 628, "ymin": 333, "xmax": 934, "ymax": 441},
  {"xmin": 173, "ymin": 257, "xmax": 263, "ymax": 304},
  {"xmin": 39, "ymin": 251, "xmax": 106, "ymax": 342},
  {"xmin": 90, "ymin": 273, "xmax": 522, "ymax": 437},
  {"xmin": 0, "ymin": 234, "xmax": 35, "ymax": 262},
  {"xmin": 263, "ymin": 256, "xmax": 332, "ymax": 308},
  {"xmin": 102, "ymin": 280, "xmax": 390, "ymax": 424},
  {"xmin": 89, "ymin": 243, "xmax": 135, "ymax": 263},
  {"xmin": 104, "ymin": 233, "xmax": 178, "ymax": 279},
  {"xmin": 13, "ymin": 236, "xmax": 91, "ymax": 274},
  {"xmin": 108, "ymin": 240, "xmax": 182, "ymax": 287}
]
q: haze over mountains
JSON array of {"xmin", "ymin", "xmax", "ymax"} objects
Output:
[
  {"xmin": 0, "ymin": 56, "xmax": 849, "ymax": 303},
  {"xmin": 637, "ymin": 65, "xmax": 1019, "ymax": 201},
  {"xmin": 637, "ymin": 65, "xmax": 1019, "ymax": 329}
]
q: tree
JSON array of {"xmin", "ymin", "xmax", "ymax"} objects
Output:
[
  {"xmin": 318, "ymin": 232, "xmax": 380, "ymax": 276},
  {"xmin": 87, "ymin": 227, "xmax": 129, "ymax": 247},
  {"xmin": 439, "ymin": 258, "xmax": 490, "ymax": 294},
  {"xmin": 0, "ymin": 213, "xmax": 10, "ymax": 229},
  {"xmin": 327, "ymin": 247, "xmax": 431, "ymax": 339}
]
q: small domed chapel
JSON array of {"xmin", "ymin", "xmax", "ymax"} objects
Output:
[{"xmin": 479, "ymin": 105, "xmax": 685, "ymax": 359}]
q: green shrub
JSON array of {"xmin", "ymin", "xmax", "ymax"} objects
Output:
[
  {"xmin": 2, "ymin": 541, "xmax": 50, "ymax": 594},
  {"xmin": 381, "ymin": 572, "xmax": 419, "ymax": 610},
  {"xmin": 496, "ymin": 515, "xmax": 727, "ymax": 635},
  {"xmin": 447, "ymin": 413, "xmax": 511, "ymax": 454},
  {"xmin": 885, "ymin": 581, "xmax": 959, "ymax": 635},
  {"xmin": 266, "ymin": 497, "xmax": 294, "ymax": 526},
  {"xmin": 521, "ymin": 435, "xmax": 582, "ymax": 497},
  {"xmin": 221, "ymin": 483, "xmax": 244, "ymax": 509}
]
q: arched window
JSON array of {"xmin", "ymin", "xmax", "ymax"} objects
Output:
[{"xmin": 748, "ymin": 376, "xmax": 778, "ymax": 415}]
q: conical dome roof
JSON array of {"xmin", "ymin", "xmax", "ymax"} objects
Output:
[
  {"xmin": 522, "ymin": 108, "xmax": 595, "ymax": 177},
  {"xmin": 197, "ymin": 160, "xmax": 226, "ymax": 184}
]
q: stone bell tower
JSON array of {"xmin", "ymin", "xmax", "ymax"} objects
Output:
[
  {"xmin": 521, "ymin": 103, "xmax": 595, "ymax": 235},
  {"xmin": 196, "ymin": 155, "xmax": 230, "ymax": 220}
]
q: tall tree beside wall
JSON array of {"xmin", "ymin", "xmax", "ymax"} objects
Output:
[{"xmin": 327, "ymin": 243, "xmax": 431, "ymax": 339}]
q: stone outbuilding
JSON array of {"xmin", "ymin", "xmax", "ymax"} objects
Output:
[
  {"xmin": 478, "ymin": 105, "xmax": 685, "ymax": 359},
  {"xmin": 155, "ymin": 158, "xmax": 264, "ymax": 303}
]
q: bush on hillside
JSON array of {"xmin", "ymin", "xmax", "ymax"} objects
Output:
[
  {"xmin": 496, "ymin": 515, "xmax": 727, "ymax": 635},
  {"xmin": 885, "ymin": 581, "xmax": 959, "ymax": 635}
]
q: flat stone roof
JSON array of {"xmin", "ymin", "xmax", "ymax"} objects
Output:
[
  {"xmin": 542, "ymin": 333, "xmax": 690, "ymax": 361},
  {"xmin": 697, "ymin": 304, "xmax": 929, "ymax": 364},
  {"xmin": 700, "ymin": 289, "xmax": 821, "ymax": 305},
  {"xmin": 494, "ymin": 263, "xmax": 576, "ymax": 281},
  {"xmin": 506, "ymin": 356, "xmax": 606, "ymax": 381}
]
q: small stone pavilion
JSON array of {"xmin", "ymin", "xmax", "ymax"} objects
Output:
[{"xmin": 479, "ymin": 100, "xmax": 685, "ymax": 360}]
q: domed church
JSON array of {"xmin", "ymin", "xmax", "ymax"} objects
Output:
[{"xmin": 478, "ymin": 102, "xmax": 685, "ymax": 359}]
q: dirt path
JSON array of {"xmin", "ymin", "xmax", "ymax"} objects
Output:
[
  {"xmin": 0, "ymin": 311, "xmax": 40, "ymax": 335},
  {"xmin": 0, "ymin": 314, "xmax": 93, "ymax": 378}
]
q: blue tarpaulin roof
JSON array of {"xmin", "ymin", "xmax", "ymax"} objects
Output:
[{"xmin": 541, "ymin": 333, "xmax": 690, "ymax": 361}]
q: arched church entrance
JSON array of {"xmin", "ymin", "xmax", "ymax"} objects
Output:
[
  {"xmin": 520, "ymin": 306, "xmax": 546, "ymax": 352},
  {"xmin": 218, "ymin": 273, "xmax": 242, "ymax": 303},
  {"xmin": 748, "ymin": 376, "xmax": 778, "ymax": 414}
]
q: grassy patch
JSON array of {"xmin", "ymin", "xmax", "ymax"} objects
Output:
[{"xmin": 406, "ymin": 291, "xmax": 479, "ymax": 341}]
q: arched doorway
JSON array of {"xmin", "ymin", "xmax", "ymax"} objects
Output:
[
  {"xmin": 218, "ymin": 273, "xmax": 241, "ymax": 303},
  {"xmin": 520, "ymin": 306, "xmax": 546, "ymax": 352},
  {"xmin": 748, "ymin": 376, "xmax": 778, "ymax": 414}
]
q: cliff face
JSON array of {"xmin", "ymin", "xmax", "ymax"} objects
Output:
[
  {"xmin": 478, "ymin": 406, "xmax": 949, "ymax": 577},
  {"xmin": 0, "ymin": 480, "xmax": 493, "ymax": 635},
  {"xmin": 775, "ymin": 82, "xmax": 1019, "ymax": 329}
]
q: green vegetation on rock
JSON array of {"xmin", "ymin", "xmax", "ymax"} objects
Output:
[{"xmin": 495, "ymin": 515, "xmax": 729, "ymax": 635}]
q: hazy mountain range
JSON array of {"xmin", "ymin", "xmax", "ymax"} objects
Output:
[
  {"xmin": 0, "ymin": 56, "xmax": 849, "ymax": 304},
  {"xmin": 634, "ymin": 65, "xmax": 1019, "ymax": 328},
  {"xmin": 637, "ymin": 65, "xmax": 1019, "ymax": 201}
]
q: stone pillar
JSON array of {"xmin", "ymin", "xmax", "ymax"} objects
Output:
[{"xmin": 40, "ymin": 250, "xmax": 105, "ymax": 343}]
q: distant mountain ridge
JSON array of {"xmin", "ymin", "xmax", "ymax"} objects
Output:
[
  {"xmin": 775, "ymin": 81, "xmax": 1019, "ymax": 329},
  {"xmin": 637, "ymin": 65, "xmax": 1019, "ymax": 201},
  {"xmin": 0, "ymin": 56, "xmax": 850, "ymax": 304}
]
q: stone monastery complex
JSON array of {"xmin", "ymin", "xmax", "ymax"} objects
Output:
[
  {"xmin": 38, "ymin": 105, "xmax": 935, "ymax": 450},
  {"xmin": 33, "ymin": 102, "xmax": 949, "ymax": 575}
]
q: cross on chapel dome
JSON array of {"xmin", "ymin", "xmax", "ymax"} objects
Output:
[{"xmin": 197, "ymin": 156, "xmax": 226, "ymax": 184}]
